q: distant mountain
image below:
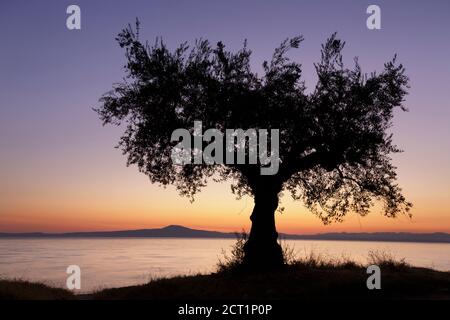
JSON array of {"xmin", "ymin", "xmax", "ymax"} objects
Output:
[
  {"xmin": 282, "ymin": 232, "xmax": 450, "ymax": 243},
  {"xmin": 0, "ymin": 225, "xmax": 233, "ymax": 239},
  {"xmin": 1, "ymin": 225, "xmax": 449, "ymax": 243}
]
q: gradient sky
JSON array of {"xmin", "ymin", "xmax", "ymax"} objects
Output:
[{"xmin": 0, "ymin": 0, "xmax": 449, "ymax": 233}]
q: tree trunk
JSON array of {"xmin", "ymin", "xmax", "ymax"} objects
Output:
[{"xmin": 243, "ymin": 185, "xmax": 284, "ymax": 269}]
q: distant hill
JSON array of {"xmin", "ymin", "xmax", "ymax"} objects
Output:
[
  {"xmin": 283, "ymin": 232, "xmax": 450, "ymax": 243},
  {"xmin": 0, "ymin": 225, "xmax": 232, "ymax": 239},
  {"xmin": 1, "ymin": 225, "xmax": 449, "ymax": 243}
]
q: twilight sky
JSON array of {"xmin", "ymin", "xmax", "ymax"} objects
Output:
[{"xmin": 0, "ymin": 0, "xmax": 449, "ymax": 233}]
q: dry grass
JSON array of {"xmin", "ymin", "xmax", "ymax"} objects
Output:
[{"xmin": 367, "ymin": 250, "xmax": 410, "ymax": 270}]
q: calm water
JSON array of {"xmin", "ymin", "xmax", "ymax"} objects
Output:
[{"xmin": 0, "ymin": 238, "xmax": 449, "ymax": 292}]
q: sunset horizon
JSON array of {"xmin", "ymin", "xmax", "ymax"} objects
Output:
[
  {"xmin": 1, "ymin": 1, "xmax": 449, "ymax": 237},
  {"xmin": 1, "ymin": 0, "xmax": 449, "ymax": 307},
  {"xmin": 2, "ymin": 221, "xmax": 449, "ymax": 235}
]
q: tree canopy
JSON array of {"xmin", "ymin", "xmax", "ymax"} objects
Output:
[{"xmin": 97, "ymin": 21, "xmax": 412, "ymax": 225}]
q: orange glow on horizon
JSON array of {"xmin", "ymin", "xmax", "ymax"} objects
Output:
[{"xmin": 1, "ymin": 178, "xmax": 449, "ymax": 234}]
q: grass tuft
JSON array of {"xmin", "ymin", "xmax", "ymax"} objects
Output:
[
  {"xmin": 217, "ymin": 233, "xmax": 362, "ymax": 273},
  {"xmin": 367, "ymin": 250, "xmax": 410, "ymax": 270}
]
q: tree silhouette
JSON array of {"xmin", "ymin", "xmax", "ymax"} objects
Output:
[{"xmin": 97, "ymin": 22, "xmax": 412, "ymax": 268}]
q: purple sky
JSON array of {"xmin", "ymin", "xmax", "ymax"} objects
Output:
[{"xmin": 0, "ymin": 1, "xmax": 449, "ymax": 233}]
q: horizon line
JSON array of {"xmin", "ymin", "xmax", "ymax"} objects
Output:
[{"xmin": 1, "ymin": 224, "xmax": 449, "ymax": 237}]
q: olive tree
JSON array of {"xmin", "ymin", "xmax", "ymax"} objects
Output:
[{"xmin": 97, "ymin": 22, "xmax": 412, "ymax": 268}]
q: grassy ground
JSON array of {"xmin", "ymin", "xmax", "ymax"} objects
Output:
[{"xmin": 0, "ymin": 279, "xmax": 73, "ymax": 300}]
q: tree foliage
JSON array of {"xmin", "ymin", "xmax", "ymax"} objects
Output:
[{"xmin": 97, "ymin": 21, "xmax": 412, "ymax": 224}]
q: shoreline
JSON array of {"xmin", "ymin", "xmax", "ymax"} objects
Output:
[
  {"xmin": 1, "ymin": 236, "xmax": 450, "ymax": 244},
  {"xmin": 2, "ymin": 263, "xmax": 449, "ymax": 300}
]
